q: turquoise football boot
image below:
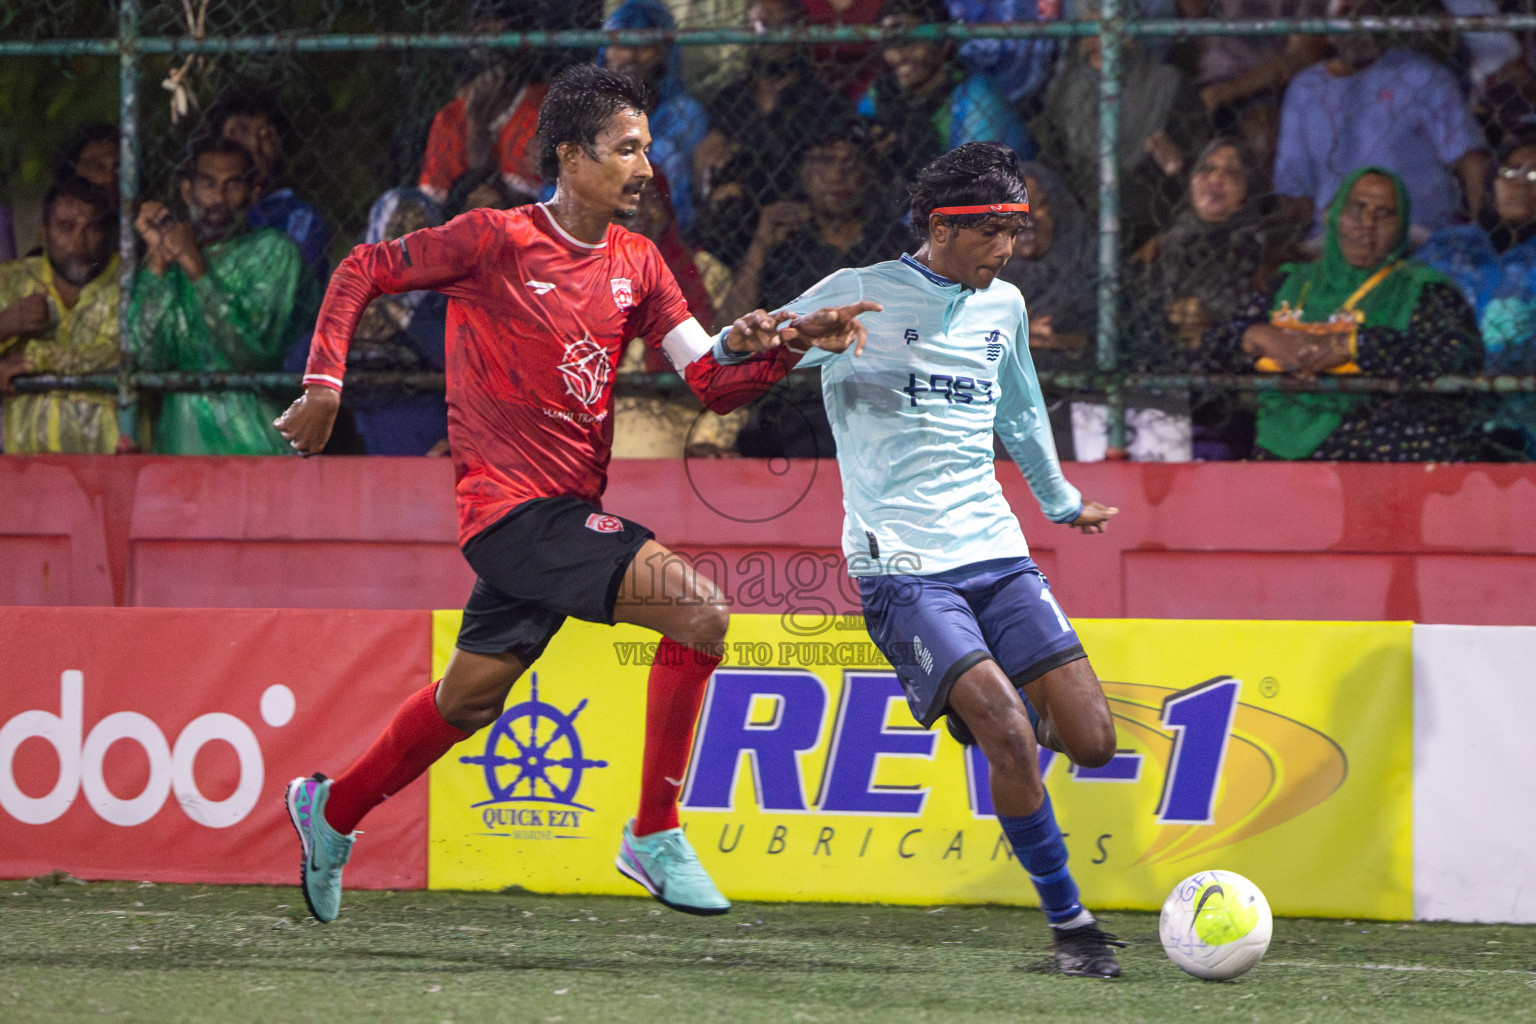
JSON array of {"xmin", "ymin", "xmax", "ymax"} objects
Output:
[
  {"xmin": 285, "ymin": 774, "xmax": 356, "ymax": 923},
  {"xmin": 616, "ymin": 821, "xmax": 730, "ymax": 916}
]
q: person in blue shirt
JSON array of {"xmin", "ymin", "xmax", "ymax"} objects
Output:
[
  {"xmin": 1271, "ymin": 0, "xmax": 1489, "ymax": 246},
  {"xmin": 945, "ymin": 0, "xmax": 1060, "ymax": 116},
  {"xmin": 598, "ymin": 0, "xmax": 712, "ymax": 236},
  {"xmin": 1417, "ymin": 132, "xmax": 1536, "ymax": 457},
  {"xmin": 719, "ymin": 142, "xmax": 1126, "ymax": 977},
  {"xmin": 203, "ymin": 88, "xmax": 334, "ymax": 280},
  {"xmin": 860, "ymin": 0, "xmax": 1036, "ymax": 183},
  {"xmin": 947, "ymin": 0, "xmax": 1179, "ymax": 104}
]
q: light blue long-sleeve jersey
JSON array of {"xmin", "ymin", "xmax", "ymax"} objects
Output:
[{"xmin": 717, "ymin": 254, "xmax": 1082, "ymax": 576}]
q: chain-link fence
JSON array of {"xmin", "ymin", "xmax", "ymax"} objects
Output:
[{"xmin": 2, "ymin": 0, "xmax": 1534, "ymax": 458}]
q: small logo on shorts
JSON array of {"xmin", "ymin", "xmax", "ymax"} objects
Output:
[
  {"xmin": 585, "ymin": 513, "xmax": 624, "ymax": 534},
  {"xmin": 913, "ymin": 635, "xmax": 934, "ymax": 675},
  {"xmin": 611, "ymin": 277, "xmax": 635, "ymax": 311}
]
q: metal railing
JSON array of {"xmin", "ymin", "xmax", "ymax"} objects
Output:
[{"xmin": 6, "ymin": 6, "xmax": 1535, "ymax": 449}]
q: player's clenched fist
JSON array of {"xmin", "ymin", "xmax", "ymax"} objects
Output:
[
  {"xmin": 273, "ymin": 384, "xmax": 340, "ymax": 456},
  {"xmin": 1068, "ymin": 500, "xmax": 1119, "ymax": 534}
]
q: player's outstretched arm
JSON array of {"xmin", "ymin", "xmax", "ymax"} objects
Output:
[
  {"xmin": 274, "ymin": 384, "xmax": 341, "ymax": 456},
  {"xmin": 1068, "ymin": 500, "xmax": 1119, "ymax": 534},
  {"xmin": 682, "ymin": 274, "xmax": 879, "ymax": 413},
  {"xmin": 723, "ymin": 309, "xmax": 798, "ymax": 353},
  {"xmin": 677, "ymin": 312, "xmax": 798, "ymax": 414},
  {"xmin": 722, "ymin": 301, "xmax": 883, "ymax": 357},
  {"xmin": 779, "ymin": 301, "xmax": 884, "ymax": 356}
]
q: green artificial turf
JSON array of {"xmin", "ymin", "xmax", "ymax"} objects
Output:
[{"xmin": 2, "ymin": 876, "xmax": 1533, "ymax": 1023}]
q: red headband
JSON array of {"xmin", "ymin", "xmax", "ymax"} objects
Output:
[{"xmin": 930, "ymin": 203, "xmax": 1029, "ymax": 216}]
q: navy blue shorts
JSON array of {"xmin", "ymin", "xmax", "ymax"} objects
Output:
[
  {"xmin": 857, "ymin": 557, "xmax": 1087, "ymax": 728},
  {"xmin": 456, "ymin": 496, "xmax": 654, "ymax": 664}
]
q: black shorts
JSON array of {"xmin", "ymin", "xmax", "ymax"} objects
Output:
[{"xmin": 455, "ymin": 496, "xmax": 654, "ymax": 663}]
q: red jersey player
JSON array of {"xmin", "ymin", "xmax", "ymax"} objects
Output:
[{"xmin": 273, "ymin": 64, "xmax": 877, "ymax": 924}]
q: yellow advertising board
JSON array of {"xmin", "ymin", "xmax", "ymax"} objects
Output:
[{"xmin": 429, "ymin": 613, "xmax": 1412, "ymax": 919}]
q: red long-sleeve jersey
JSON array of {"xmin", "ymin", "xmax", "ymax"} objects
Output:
[{"xmin": 306, "ymin": 203, "xmax": 790, "ymax": 545}]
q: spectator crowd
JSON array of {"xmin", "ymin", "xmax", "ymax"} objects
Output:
[{"xmin": 1, "ymin": 0, "xmax": 1533, "ymax": 461}]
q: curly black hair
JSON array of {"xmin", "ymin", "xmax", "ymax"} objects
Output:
[
  {"xmin": 183, "ymin": 135, "xmax": 257, "ymax": 182},
  {"xmin": 201, "ymin": 85, "xmax": 292, "ymax": 177},
  {"xmin": 537, "ymin": 64, "xmax": 653, "ymax": 183},
  {"xmin": 908, "ymin": 141, "xmax": 1030, "ymax": 239},
  {"xmin": 55, "ymin": 123, "xmax": 118, "ymax": 182},
  {"xmin": 43, "ymin": 175, "xmax": 115, "ymax": 227}
]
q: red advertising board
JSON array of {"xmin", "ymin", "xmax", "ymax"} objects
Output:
[{"xmin": 0, "ymin": 608, "xmax": 430, "ymax": 888}]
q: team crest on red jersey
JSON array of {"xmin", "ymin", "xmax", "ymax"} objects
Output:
[
  {"xmin": 610, "ymin": 277, "xmax": 635, "ymax": 311},
  {"xmin": 557, "ymin": 336, "xmax": 612, "ymax": 408},
  {"xmin": 585, "ymin": 513, "xmax": 624, "ymax": 533}
]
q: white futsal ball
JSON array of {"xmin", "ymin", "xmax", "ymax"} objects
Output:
[{"xmin": 1159, "ymin": 870, "xmax": 1273, "ymax": 980}]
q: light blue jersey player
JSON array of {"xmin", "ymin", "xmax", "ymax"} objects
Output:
[{"xmin": 720, "ymin": 143, "xmax": 1126, "ymax": 978}]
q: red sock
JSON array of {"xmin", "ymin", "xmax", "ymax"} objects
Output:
[
  {"xmin": 635, "ymin": 637, "xmax": 721, "ymax": 836},
  {"xmin": 324, "ymin": 681, "xmax": 470, "ymax": 834}
]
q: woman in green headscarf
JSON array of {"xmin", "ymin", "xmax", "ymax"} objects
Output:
[{"xmin": 1204, "ymin": 166, "xmax": 1486, "ymax": 460}]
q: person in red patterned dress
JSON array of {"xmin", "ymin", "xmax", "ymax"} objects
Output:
[
  {"xmin": 274, "ymin": 64, "xmax": 877, "ymax": 925},
  {"xmin": 415, "ymin": 8, "xmax": 551, "ymax": 207}
]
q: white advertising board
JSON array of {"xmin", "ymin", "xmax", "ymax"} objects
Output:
[{"xmin": 1413, "ymin": 625, "xmax": 1536, "ymax": 924}]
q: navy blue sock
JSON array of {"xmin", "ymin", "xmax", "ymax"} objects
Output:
[{"xmin": 998, "ymin": 790, "xmax": 1087, "ymax": 927}]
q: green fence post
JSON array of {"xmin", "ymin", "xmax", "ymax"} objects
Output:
[
  {"xmin": 116, "ymin": 0, "xmax": 141, "ymax": 448},
  {"xmin": 1096, "ymin": 0, "xmax": 1126, "ymax": 452}
]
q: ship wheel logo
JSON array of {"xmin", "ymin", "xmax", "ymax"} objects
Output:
[{"xmin": 459, "ymin": 673, "xmax": 608, "ymax": 809}]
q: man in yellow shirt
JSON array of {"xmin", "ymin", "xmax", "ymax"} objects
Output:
[{"xmin": 0, "ymin": 177, "xmax": 120, "ymax": 454}]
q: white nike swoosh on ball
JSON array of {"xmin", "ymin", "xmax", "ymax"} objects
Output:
[{"xmin": 664, "ymin": 776, "xmax": 685, "ymax": 787}]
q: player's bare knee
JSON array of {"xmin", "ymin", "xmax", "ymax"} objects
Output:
[
  {"xmin": 1071, "ymin": 735, "xmax": 1115, "ymax": 770},
  {"xmin": 1067, "ymin": 716, "xmax": 1117, "ymax": 769},
  {"xmin": 673, "ymin": 600, "xmax": 729, "ymax": 649},
  {"xmin": 975, "ymin": 714, "xmax": 1041, "ymax": 780},
  {"xmin": 438, "ymin": 652, "xmax": 520, "ymax": 732},
  {"xmin": 439, "ymin": 697, "xmax": 500, "ymax": 734},
  {"xmin": 456, "ymin": 707, "xmax": 500, "ymax": 734},
  {"xmin": 701, "ymin": 600, "xmax": 730, "ymax": 645}
]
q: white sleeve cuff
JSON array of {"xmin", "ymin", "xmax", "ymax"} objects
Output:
[
  {"xmin": 302, "ymin": 373, "xmax": 344, "ymax": 392},
  {"xmin": 661, "ymin": 318, "xmax": 714, "ymax": 369}
]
